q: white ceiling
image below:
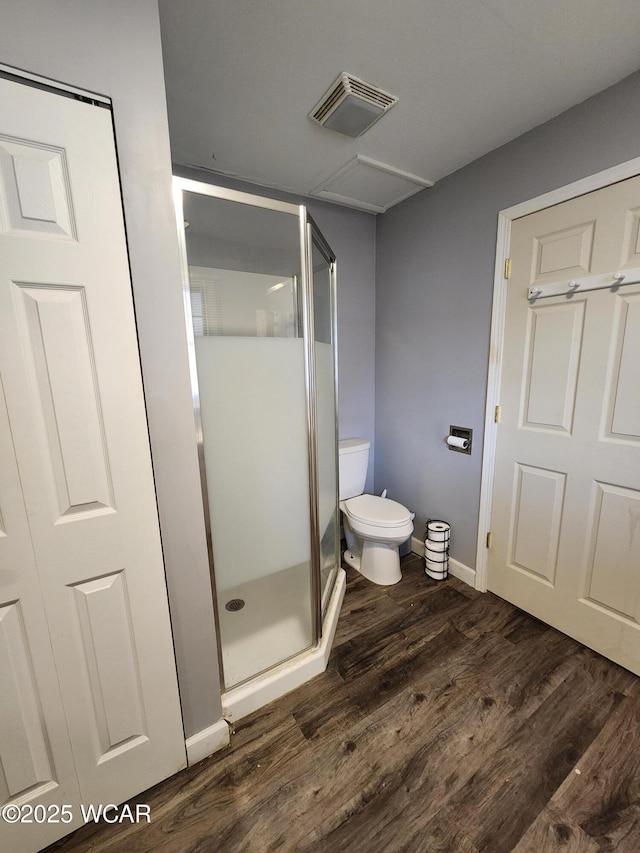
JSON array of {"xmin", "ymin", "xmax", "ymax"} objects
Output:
[{"xmin": 158, "ymin": 0, "xmax": 640, "ymax": 213}]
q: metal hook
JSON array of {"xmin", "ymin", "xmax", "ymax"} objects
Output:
[
  {"xmin": 568, "ymin": 280, "xmax": 580, "ymax": 290},
  {"xmin": 612, "ymin": 271, "xmax": 625, "ymax": 283}
]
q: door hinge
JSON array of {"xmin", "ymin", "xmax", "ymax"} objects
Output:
[
  {"xmin": 494, "ymin": 404, "xmax": 501, "ymax": 423},
  {"xmin": 504, "ymin": 258, "xmax": 511, "ymax": 279},
  {"xmin": 486, "ymin": 531, "xmax": 492, "ymax": 549}
]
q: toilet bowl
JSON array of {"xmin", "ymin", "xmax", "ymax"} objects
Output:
[{"xmin": 339, "ymin": 440, "xmax": 414, "ymax": 586}]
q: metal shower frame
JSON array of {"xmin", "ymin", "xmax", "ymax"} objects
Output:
[{"xmin": 172, "ymin": 176, "xmax": 339, "ymax": 692}]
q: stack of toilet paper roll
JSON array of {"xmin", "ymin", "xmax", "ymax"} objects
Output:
[{"xmin": 424, "ymin": 519, "xmax": 450, "ymax": 581}]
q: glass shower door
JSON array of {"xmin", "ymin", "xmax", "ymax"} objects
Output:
[
  {"xmin": 176, "ymin": 184, "xmax": 314, "ymax": 689},
  {"xmin": 309, "ymin": 223, "xmax": 340, "ymax": 613}
]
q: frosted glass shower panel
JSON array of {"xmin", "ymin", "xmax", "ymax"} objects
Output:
[
  {"xmin": 195, "ymin": 334, "xmax": 310, "ymax": 587},
  {"xmin": 182, "ymin": 191, "xmax": 313, "ymax": 688}
]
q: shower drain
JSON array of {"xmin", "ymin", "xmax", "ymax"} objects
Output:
[{"xmin": 225, "ymin": 598, "xmax": 245, "ymax": 612}]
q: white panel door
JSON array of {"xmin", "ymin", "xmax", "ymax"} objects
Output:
[
  {"xmin": 0, "ymin": 76, "xmax": 185, "ymax": 850},
  {"xmin": 0, "ymin": 381, "xmax": 86, "ymax": 851},
  {"xmin": 489, "ymin": 175, "xmax": 640, "ymax": 674}
]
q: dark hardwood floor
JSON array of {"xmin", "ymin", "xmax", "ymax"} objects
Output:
[{"xmin": 47, "ymin": 554, "xmax": 640, "ymax": 853}]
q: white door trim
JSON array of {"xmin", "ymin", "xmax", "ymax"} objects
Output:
[
  {"xmin": 476, "ymin": 155, "xmax": 640, "ymax": 592},
  {"xmin": 0, "ymin": 62, "xmax": 111, "ymax": 104}
]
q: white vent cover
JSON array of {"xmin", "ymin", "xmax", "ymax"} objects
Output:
[
  {"xmin": 311, "ymin": 155, "xmax": 433, "ymax": 214},
  {"xmin": 309, "ymin": 73, "xmax": 398, "ymax": 138}
]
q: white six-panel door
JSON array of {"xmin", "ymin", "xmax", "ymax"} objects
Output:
[
  {"xmin": 489, "ymin": 174, "xmax": 640, "ymax": 673},
  {"xmin": 0, "ymin": 77, "xmax": 185, "ymax": 851}
]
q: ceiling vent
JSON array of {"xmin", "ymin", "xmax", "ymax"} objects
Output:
[{"xmin": 309, "ymin": 73, "xmax": 398, "ymax": 138}]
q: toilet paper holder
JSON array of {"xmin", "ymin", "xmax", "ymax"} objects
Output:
[{"xmin": 448, "ymin": 425, "xmax": 472, "ymax": 455}]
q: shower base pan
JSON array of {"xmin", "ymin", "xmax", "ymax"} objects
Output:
[
  {"xmin": 222, "ymin": 567, "xmax": 346, "ymax": 722},
  {"xmin": 220, "ymin": 562, "xmax": 314, "ymax": 688}
]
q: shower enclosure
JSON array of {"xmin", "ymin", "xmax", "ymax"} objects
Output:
[{"xmin": 173, "ymin": 178, "xmax": 345, "ymax": 714}]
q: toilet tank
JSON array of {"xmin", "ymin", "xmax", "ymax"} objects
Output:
[{"xmin": 338, "ymin": 438, "xmax": 370, "ymax": 500}]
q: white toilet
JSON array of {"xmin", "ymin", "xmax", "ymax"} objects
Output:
[{"xmin": 339, "ymin": 438, "xmax": 415, "ymax": 586}]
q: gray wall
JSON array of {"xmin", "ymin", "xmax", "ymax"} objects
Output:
[
  {"xmin": 174, "ymin": 166, "xmax": 378, "ymax": 491},
  {"xmin": 375, "ymin": 70, "xmax": 640, "ymax": 569},
  {"xmin": 0, "ymin": 1, "xmax": 223, "ymax": 737}
]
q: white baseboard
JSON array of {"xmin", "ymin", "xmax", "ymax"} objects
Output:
[
  {"xmin": 448, "ymin": 557, "xmax": 476, "ymax": 588},
  {"xmin": 410, "ymin": 535, "xmax": 477, "ymax": 589},
  {"xmin": 185, "ymin": 718, "xmax": 230, "ymax": 766}
]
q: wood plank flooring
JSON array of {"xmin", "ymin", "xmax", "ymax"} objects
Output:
[{"xmin": 46, "ymin": 554, "xmax": 640, "ymax": 853}]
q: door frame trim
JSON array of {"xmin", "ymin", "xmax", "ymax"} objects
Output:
[
  {"xmin": 0, "ymin": 62, "xmax": 111, "ymax": 104},
  {"xmin": 476, "ymin": 155, "xmax": 640, "ymax": 591}
]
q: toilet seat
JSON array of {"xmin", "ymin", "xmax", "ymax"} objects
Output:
[{"xmin": 344, "ymin": 494, "xmax": 412, "ymax": 528}]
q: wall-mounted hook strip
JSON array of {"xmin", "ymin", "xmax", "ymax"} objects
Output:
[{"xmin": 527, "ymin": 265, "xmax": 640, "ymax": 300}]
